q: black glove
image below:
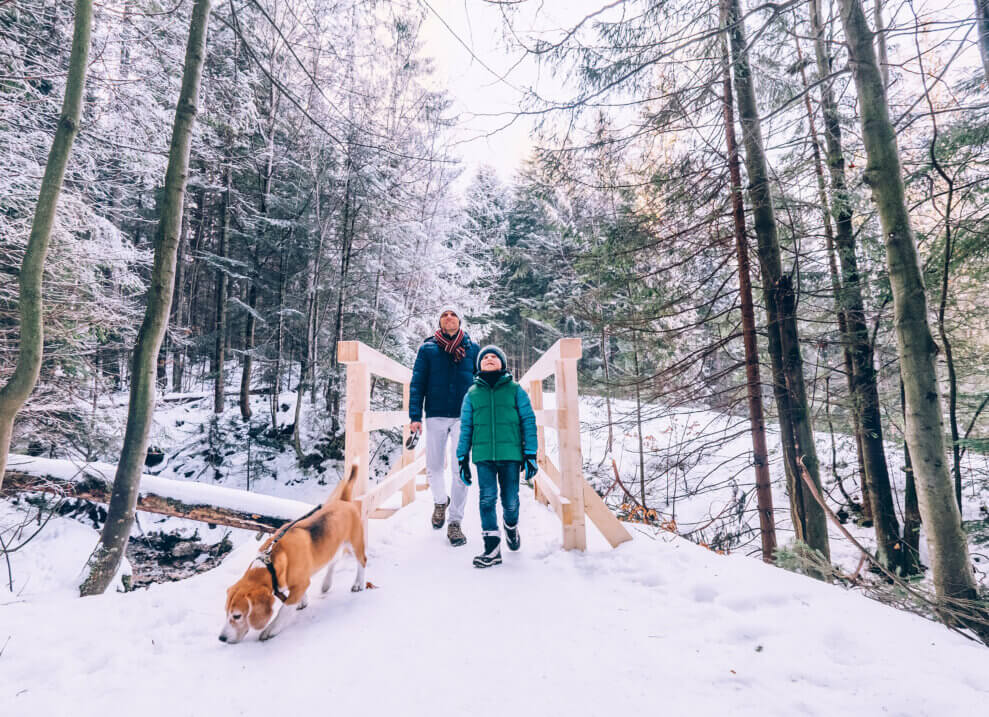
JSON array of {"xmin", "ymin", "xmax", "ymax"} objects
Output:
[
  {"xmin": 523, "ymin": 455, "xmax": 538, "ymax": 484},
  {"xmin": 458, "ymin": 456, "xmax": 472, "ymax": 486}
]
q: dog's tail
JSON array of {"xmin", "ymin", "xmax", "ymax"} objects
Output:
[{"xmin": 330, "ymin": 460, "xmax": 360, "ymax": 503}]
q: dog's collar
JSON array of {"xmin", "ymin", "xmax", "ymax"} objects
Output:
[{"xmin": 255, "ymin": 554, "xmax": 290, "ymax": 603}]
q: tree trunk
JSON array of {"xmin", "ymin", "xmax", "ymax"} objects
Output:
[
  {"xmin": 901, "ymin": 378, "xmax": 923, "ymax": 574},
  {"xmin": 809, "ymin": 0, "xmax": 904, "ymax": 570},
  {"xmin": 794, "ymin": 32, "xmax": 872, "ymax": 523},
  {"xmin": 171, "ymin": 208, "xmax": 190, "ymax": 392},
  {"xmin": 602, "ymin": 325, "xmax": 614, "ymax": 457},
  {"xmin": 270, "ymin": 252, "xmax": 286, "ymax": 431},
  {"xmin": 874, "ymin": 0, "xmax": 890, "ymax": 88},
  {"xmin": 80, "ymin": 0, "xmax": 212, "ymax": 596},
  {"xmin": 632, "ymin": 330, "xmax": 648, "ymax": 512},
  {"xmin": 975, "ymin": 0, "xmax": 989, "ymax": 79},
  {"xmin": 4, "ymin": 470, "xmax": 289, "ymax": 534},
  {"xmin": 239, "ymin": 282, "xmax": 257, "ymax": 420},
  {"xmin": 213, "ymin": 165, "xmax": 231, "ymax": 414},
  {"xmin": 721, "ymin": 33, "xmax": 777, "ymax": 562},
  {"xmin": 0, "ymin": 0, "xmax": 92, "ymax": 491},
  {"xmin": 723, "ymin": 0, "xmax": 830, "ymax": 561},
  {"xmin": 836, "ymin": 0, "xmax": 979, "ymax": 606}
]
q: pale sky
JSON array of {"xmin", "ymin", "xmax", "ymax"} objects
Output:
[
  {"xmin": 418, "ymin": 0, "xmax": 606, "ymax": 186},
  {"xmin": 417, "ymin": 0, "xmax": 985, "ymax": 187}
]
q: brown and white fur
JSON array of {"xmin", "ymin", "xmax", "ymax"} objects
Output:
[{"xmin": 219, "ymin": 463, "xmax": 366, "ymax": 643}]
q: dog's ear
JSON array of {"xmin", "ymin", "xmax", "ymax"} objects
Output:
[{"xmin": 248, "ymin": 588, "xmax": 274, "ymax": 631}]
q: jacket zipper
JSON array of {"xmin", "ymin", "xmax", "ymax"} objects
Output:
[{"xmin": 489, "ymin": 382, "xmax": 496, "ymax": 459}]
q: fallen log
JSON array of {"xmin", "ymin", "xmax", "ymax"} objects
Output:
[{"xmin": 2, "ymin": 455, "xmax": 314, "ymax": 534}]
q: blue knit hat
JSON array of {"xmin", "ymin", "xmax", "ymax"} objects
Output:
[{"xmin": 476, "ymin": 345, "xmax": 508, "ymax": 372}]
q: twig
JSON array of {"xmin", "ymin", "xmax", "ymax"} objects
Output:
[{"xmin": 796, "ymin": 456, "xmax": 986, "ymax": 644}]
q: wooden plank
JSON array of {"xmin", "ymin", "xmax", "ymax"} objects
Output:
[
  {"xmin": 556, "ymin": 357, "xmax": 587, "ymax": 551},
  {"xmin": 541, "ymin": 456, "xmax": 562, "ymax": 486},
  {"xmin": 534, "ymin": 469, "xmax": 570, "ymax": 522},
  {"xmin": 582, "ymin": 483, "xmax": 633, "ymax": 548},
  {"xmin": 529, "ymin": 381, "xmax": 549, "ymax": 507},
  {"xmin": 370, "ymin": 508, "xmax": 399, "ymax": 519},
  {"xmin": 401, "ymin": 382, "xmax": 415, "ymax": 507},
  {"xmin": 344, "ymin": 362, "xmax": 371, "ymax": 534},
  {"xmin": 519, "ymin": 338, "xmax": 581, "ymax": 385},
  {"xmin": 337, "ymin": 340, "xmax": 412, "ymax": 385},
  {"xmin": 532, "ymin": 409, "xmax": 559, "ymax": 430},
  {"xmin": 355, "ymin": 410, "xmax": 407, "ymax": 432},
  {"xmin": 359, "ymin": 455, "xmax": 427, "ymax": 516}
]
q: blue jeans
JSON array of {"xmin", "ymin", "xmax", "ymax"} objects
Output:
[{"xmin": 476, "ymin": 461, "xmax": 520, "ymax": 532}]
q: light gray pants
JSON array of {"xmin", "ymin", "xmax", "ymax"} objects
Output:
[{"xmin": 425, "ymin": 416, "xmax": 468, "ymax": 523}]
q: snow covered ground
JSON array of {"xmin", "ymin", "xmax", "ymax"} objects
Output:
[
  {"xmin": 3, "ymin": 378, "xmax": 988, "ymax": 714},
  {"xmin": 3, "ymin": 482, "xmax": 989, "ymax": 716}
]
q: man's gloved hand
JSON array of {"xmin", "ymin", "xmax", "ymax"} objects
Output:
[
  {"xmin": 522, "ymin": 455, "xmax": 538, "ymax": 487},
  {"xmin": 458, "ymin": 456, "xmax": 472, "ymax": 486}
]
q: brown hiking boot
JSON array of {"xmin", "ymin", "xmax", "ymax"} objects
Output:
[
  {"xmin": 447, "ymin": 521, "xmax": 466, "ymax": 547},
  {"xmin": 431, "ymin": 498, "xmax": 450, "ymax": 530}
]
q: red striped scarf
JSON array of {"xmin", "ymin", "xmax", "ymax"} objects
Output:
[{"xmin": 433, "ymin": 328, "xmax": 466, "ymax": 363}]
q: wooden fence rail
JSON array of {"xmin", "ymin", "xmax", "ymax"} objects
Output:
[
  {"xmin": 520, "ymin": 338, "xmax": 632, "ymax": 550},
  {"xmin": 337, "ymin": 341, "xmax": 424, "ymax": 524},
  {"xmin": 6, "ymin": 339, "xmax": 631, "ymax": 554}
]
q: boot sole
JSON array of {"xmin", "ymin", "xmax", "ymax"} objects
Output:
[
  {"xmin": 449, "ymin": 538, "xmax": 467, "ymax": 547},
  {"xmin": 472, "ymin": 556, "xmax": 502, "ymax": 568}
]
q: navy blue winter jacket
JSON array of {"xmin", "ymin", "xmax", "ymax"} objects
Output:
[{"xmin": 408, "ymin": 333, "xmax": 480, "ymax": 422}]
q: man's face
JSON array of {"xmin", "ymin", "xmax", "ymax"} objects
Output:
[
  {"xmin": 480, "ymin": 352, "xmax": 502, "ymax": 371},
  {"xmin": 439, "ymin": 311, "xmax": 460, "ymax": 334}
]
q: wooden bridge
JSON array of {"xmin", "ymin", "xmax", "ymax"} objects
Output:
[
  {"xmin": 5, "ymin": 338, "xmax": 631, "ymax": 553},
  {"xmin": 338, "ymin": 337, "xmax": 631, "ymax": 551}
]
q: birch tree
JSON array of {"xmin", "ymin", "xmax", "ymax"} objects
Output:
[
  {"xmin": 80, "ymin": 0, "xmax": 212, "ymax": 596},
  {"xmin": 836, "ymin": 0, "xmax": 982, "ymax": 611},
  {"xmin": 0, "ymin": 0, "xmax": 92, "ymax": 491}
]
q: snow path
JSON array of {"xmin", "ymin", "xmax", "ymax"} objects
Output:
[{"xmin": 2, "ymin": 489, "xmax": 988, "ymax": 716}]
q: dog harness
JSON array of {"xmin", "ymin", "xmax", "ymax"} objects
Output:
[
  {"xmin": 254, "ymin": 503, "xmax": 323, "ymax": 603},
  {"xmin": 254, "ymin": 554, "xmax": 290, "ymax": 603}
]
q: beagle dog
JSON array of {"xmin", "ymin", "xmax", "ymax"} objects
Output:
[{"xmin": 219, "ymin": 463, "xmax": 367, "ymax": 643}]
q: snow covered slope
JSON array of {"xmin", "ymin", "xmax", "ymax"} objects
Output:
[{"xmin": 2, "ymin": 485, "xmax": 988, "ymax": 716}]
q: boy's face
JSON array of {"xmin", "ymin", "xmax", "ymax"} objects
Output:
[
  {"xmin": 439, "ymin": 311, "xmax": 460, "ymax": 334},
  {"xmin": 480, "ymin": 353, "xmax": 502, "ymax": 371}
]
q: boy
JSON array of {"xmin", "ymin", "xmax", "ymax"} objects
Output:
[{"xmin": 456, "ymin": 346, "xmax": 539, "ymax": 568}]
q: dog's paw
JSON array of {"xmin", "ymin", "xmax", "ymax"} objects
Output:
[
  {"xmin": 350, "ymin": 582, "xmax": 365, "ymax": 593},
  {"xmin": 259, "ymin": 628, "xmax": 276, "ymax": 642}
]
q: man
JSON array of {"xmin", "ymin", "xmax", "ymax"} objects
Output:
[{"xmin": 409, "ymin": 308, "xmax": 480, "ymax": 546}]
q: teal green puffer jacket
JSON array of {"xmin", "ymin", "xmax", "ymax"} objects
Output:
[{"xmin": 456, "ymin": 372, "xmax": 538, "ymax": 463}]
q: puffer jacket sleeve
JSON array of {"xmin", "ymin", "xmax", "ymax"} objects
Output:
[
  {"xmin": 409, "ymin": 344, "xmax": 429, "ymax": 422},
  {"xmin": 456, "ymin": 392, "xmax": 474, "ymax": 461},
  {"xmin": 515, "ymin": 385, "xmax": 538, "ymax": 456}
]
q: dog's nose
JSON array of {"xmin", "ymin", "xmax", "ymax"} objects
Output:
[{"xmin": 218, "ymin": 634, "xmax": 228, "ymax": 643}]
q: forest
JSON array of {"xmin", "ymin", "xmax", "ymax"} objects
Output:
[{"xmin": 2, "ymin": 0, "xmax": 989, "ymax": 654}]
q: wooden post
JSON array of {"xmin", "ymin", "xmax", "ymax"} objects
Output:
[
  {"xmin": 344, "ymin": 361, "xmax": 370, "ymax": 530},
  {"xmin": 555, "ymin": 356, "xmax": 586, "ymax": 551},
  {"xmin": 401, "ymin": 381, "xmax": 415, "ymax": 506},
  {"xmin": 529, "ymin": 380, "xmax": 549, "ymax": 507}
]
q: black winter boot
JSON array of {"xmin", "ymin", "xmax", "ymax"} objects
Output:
[
  {"xmin": 472, "ymin": 531, "xmax": 502, "ymax": 568},
  {"xmin": 504, "ymin": 522, "xmax": 520, "ymax": 551}
]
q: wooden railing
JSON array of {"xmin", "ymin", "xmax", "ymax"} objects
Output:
[
  {"xmin": 338, "ymin": 341, "xmax": 426, "ymax": 524},
  {"xmin": 338, "ymin": 336, "xmax": 631, "ymax": 552},
  {"xmin": 521, "ymin": 338, "xmax": 632, "ymax": 550}
]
